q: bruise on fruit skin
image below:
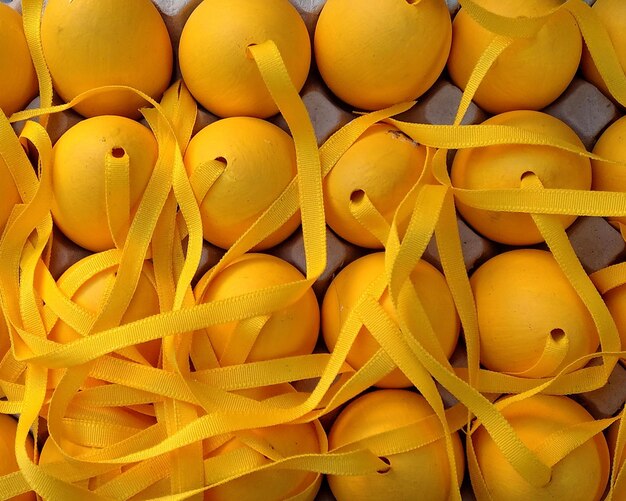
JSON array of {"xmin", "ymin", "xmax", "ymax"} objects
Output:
[{"xmin": 387, "ymin": 129, "xmax": 420, "ymax": 147}]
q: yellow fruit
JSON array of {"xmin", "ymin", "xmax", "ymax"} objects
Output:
[
  {"xmin": 179, "ymin": 0, "xmax": 310, "ymax": 118},
  {"xmin": 0, "ymin": 156, "xmax": 21, "ymax": 237},
  {"xmin": 470, "ymin": 249, "xmax": 598, "ymax": 378},
  {"xmin": 471, "ymin": 395, "xmax": 609, "ymax": 501},
  {"xmin": 603, "ymin": 284, "xmax": 626, "ymax": 352},
  {"xmin": 41, "ymin": 0, "xmax": 173, "ymax": 118},
  {"xmin": 448, "ymin": 0, "xmax": 582, "ymax": 113},
  {"xmin": 184, "ymin": 117, "xmax": 299, "ymax": 250},
  {"xmin": 451, "ymin": 110, "xmax": 591, "ymax": 245},
  {"xmin": 51, "ymin": 115, "xmax": 158, "ymax": 252},
  {"xmin": 0, "ymin": 414, "xmax": 35, "ymax": 501},
  {"xmin": 39, "ymin": 407, "xmax": 155, "ymax": 488},
  {"xmin": 591, "ymin": 116, "xmax": 626, "ymax": 226},
  {"xmin": 327, "ymin": 389, "xmax": 464, "ymax": 501},
  {"xmin": 197, "ymin": 254, "xmax": 319, "ymax": 364},
  {"xmin": 314, "ymin": 0, "xmax": 451, "ymax": 110},
  {"xmin": 322, "ymin": 253, "xmax": 459, "ymax": 388},
  {"xmin": 205, "ymin": 384, "xmax": 324, "ymax": 501},
  {"xmin": 47, "ymin": 259, "xmax": 161, "ymax": 387},
  {"xmin": 581, "ymin": 0, "xmax": 626, "ymax": 98},
  {"xmin": 0, "ymin": 4, "xmax": 38, "ymax": 117},
  {"xmin": 323, "ymin": 124, "xmax": 428, "ymax": 248}
]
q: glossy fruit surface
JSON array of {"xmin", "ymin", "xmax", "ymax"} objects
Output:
[
  {"xmin": 470, "ymin": 249, "xmax": 599, "ymax": 378},
  {"xmin": 51, "ymin": 115, "xmax": 157, "ymax": 251},
  {"xmin": 197, "ymin": 254, "xmax": 319, "ymax": 364},
  {"xmin": 328, "ymin": 389, "xmax": 464, "ymax": 501},
  {"xmin": 448, "ymin": 0, "xmax": 582, "ymax": 113},
  {"xmin": 451, "ymin": 111, "xmax": 591, "ymax": 245},
  {"xmin": 322, "ymin": 253, "xmax": 459, "ymax": 388},
  {"xmin": 0, "ymin": 4, "xmax": 38, "ymax": 117},
  {"xmin": 472, "ymin": 395, "xmax": 610, "ymax": 501},
  {"xmin": 179, "ymin": 0, "xmax": 310, "ymax": 118},
  {"xmin": 41, "ymin": 0, "xmax": 173, "ymax": 117},
  {"xmin": 323, "ymin": 124, "xmax": 428, "ymax": 248},
  {"xmin": 315, "ymin": 0, "xmax": 451, "ymax": 110},
  {"xmin": 184, "ymin": 117, "xmax": 299, "ymax": 250}
]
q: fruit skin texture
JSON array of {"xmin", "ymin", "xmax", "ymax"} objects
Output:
[
  {"xmin": 591, "ymin": 116, "xmax": 626, "ymax": 226},
  {"xmin": 51, "ymin": 116, "xmax": 158, "ymax": 252},
  {"xmin": 179, "ymin": 0, "xmax": 310, "ymax": 118},
  {"xmin": 581, "ymin": 0, "xmax": 626, "ymax": 98},
  {"xmin": 41, "ymin": 0, "xmax": 173, "ymax": 118},
  {"xmin": 314, "ymin": 0, "xmax": 451, "ymax": 110},
  {"xmin": 603, "ymin": 283, "xmax": 626, "ymax": 353},
  {"xmin": 447, "ymin": 0, "xmax": 582, "ymax": 113},
  {"xmin": 184, "ymin": 117, "xmax": 299, "ymax": 250},
  {"xmin": 0, "ymin": 4, "xmax": 38, "ymax": 117},
  {"xmin": 470, "ymin": 249, "xmax": 599, "ymax": 378},
  {"xmin": 323, "ymin": 124, "xmax": 428, "ymax": 248},
  {"xmin": 472, "ymin": 395, "xmax": 610, "ymax": 501},
  {"xmin": 197, "ymin": 254, "xmax": 319, "ymax": 364},
  {"xmin": 322, "ymin": 253, "xmax": 459, "ymax": 388},
  {"xmin": 327, "ymin": 390, "xmax": 464, "ymax": 501},
  {"xmin": 204, "ymin": 384, "xmax": 324, "ymax": 501},
  {"xmin": 451, "ymin": 110, "xmax": 591, "ymax": 245},
  {"xmin": 0, "ymin": 414, "xmax": 36, "ymax": 501}
]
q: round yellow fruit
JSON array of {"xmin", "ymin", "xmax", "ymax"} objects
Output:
[
  {"xmin": 447, "ymin": 0, "xmax": 582, "ymax": 113},
  {"xmin": 0, "ymin": 414, "xmax": 35, "ymax": 501},
  {"xmin": 323, "ymin": 124, "xmax": 428, "ymax": 248},
  {"xmin": 197, "ymin": 254, "xmax": 319, "ymax": 364},
  {"xmin": 184, "ymin": 117, "xmax": 299, "ymax": 250},
  {"xmin": 471, "ymin": 395, "xmax": 609, "ymax": 501},
  {"xmin": 41, "ymin": 0, "xmax": 173, "ymax": 118},
  {"xmin": 51, "ymin": 115, "xmax": 158, "ymax": 252},
  {"xmin": 48, "ymin": 259, "xmax": 161, "ymax": 377},
  {"xmin": 205, "ymin": 384, "xmax": 324, "ymax": 501},
  {"xmin": 39, "ymin": 407, "xmax": 155, "ymax": 488},
  {"xmin": 581, "ymin": 0, "xmax": 626, "ymax": 98},
  {"xmin": 603, "ymin": 283, "xmax": 626, "ymax": 352},
  {"xmin": 470, "ymin": 249, "xmax": 598, "ymax": 378},
  {"xmin": 591, "ymin": 116, "xmax": 626, "ymax": 226},
  {"xmin": 179, "ymin": 0, "xmax": 310, "ymax": 118},
  {"xmin": 328, "ymin": 389, "xmax": 464, "ymax": 501},
  {"xmin": 451, "ymin": 110, "xmax": 591, "ymax": 245},
  {"xmin": 322, "ymin": 253, "xmax": 459, "ymax": 388},
  {"xmin": 0, "ymin": 4, "xmax": 38, "ymax": 117},
  {"xmin": 314, "ymin": 0, "xmax": 451, "ymax": 110}
]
